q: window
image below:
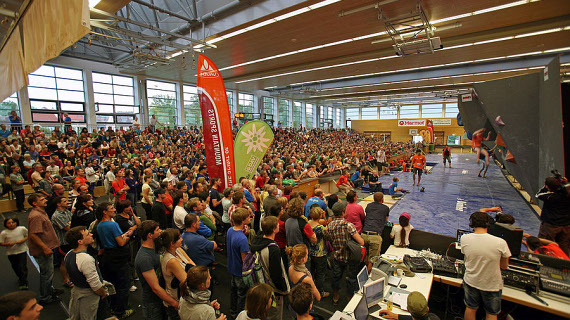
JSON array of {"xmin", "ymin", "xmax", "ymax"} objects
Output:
[
  {"xmin": 335, "ymin": 108, "xmax": 341, "ymax": 127},
  {"xmin": 293, "ymin": 101, "xmax": 302, "ymax": 128},
  {"xmin": 93, "ymin": 72, "xmax": 136, "ymax": 125},
  {"xmin": 28, "ymin": 65, "xmax": 86, "ymax": 124},
  {"xmin": 319, "ymin": 105, "xmax": 324, "ymax": 121},
  {"xmin": 278, "ymin": 99, "xmax": 289, "ymax": 126},
  {"xmin": 380, "ymin": 106, "xmax": 397, "ymax": 119},
  {"xmin": 238, "ymin": 93, "xmax": 254, "ymax": 114},
  {"xmin": 227, "ymin": 91, "xmax": 235, "ymax": 114},
  {"xmin": 445, "ymin": 102, "xmax": 459, "ymax": 118},
  {"xmin": 183, "ymin": 85, "xmax": 201, "ymax": 126},
  {"xmin": 147, "ymin": 80, "xmax": 177, "ymax": 125},
  {"xmin": 346, "ymin": 108, "xmax": 359, "ymax": 121},
  {"xmin": 421, "ymin": 104, "xmax": 443, "ymax": 118},
  {"xmin": 263, "ymin": 97, "xmax": 274, "ymax": 116},
  {"xmin": 327, "ymin": 107, "xmax": 333, "ymax": 119},
  {"xmin": 305, "ymin": 103, "xmax": 314, "ymax": 128},
  {"xmin": 399, "ymin": 105, "xmax": 419, "ymax": 119},
  {"xmin": 361, "ymin": 107, "xmax": 378, "ymax": 120},
  {"xmin": 0, "ymin": 93, "xmax": 20, "ymax": 121}
]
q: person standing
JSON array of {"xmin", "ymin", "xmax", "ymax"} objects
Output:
[
  {"xmin": 63, "ymin": 113, "xmax": 72, "ymax": 134},
  {"xmin": 410, "ymin": 149, "xmax": 426, "ymax": 186},
  {"xmin": 65, "ymin": 226, "xmax": 108, "ymax": 320},
  {"xmin": 227, "ymin": 208, "xmax": 252, "ymax": 319},
  {"xmin": 151, "ymin": 188, "xmax": 168, "ymax": 229},
  {"xmin": 9, "ymin": 165, "xmax": 26, "ymax": 212},
  {"xmin": 461, "ymin": 212, "xmax": 510, "ymax": 320},
  {"xmin": 362, "ymin": 192, "xmax": 389, "ymax": 261},
  {"xmin": 0, "ymin": 217, "xmax": 29, "ymax": 290},
  {"xmin": 9, "ymin": 110, "xmax": 22, "ymax": 132},
  {"xmin": 27, "ymin": 194, "xmax": 63, "ymax": 304},
  {"xmin": 442, "ymin": 145, "xmax": 452, "ymax": 168},
  {"xmin": 112, "ymin": 169, "xmax": 129, "ymax": 202},
  {"xmin": 536, "ymin": 176, "xmax": 570, "ymax": 255},
  {"xmin": 303, "ymin": 189, "xmax": 327, "ymax": 218},
  {"xmin": 344, "ymin": 191, "xmax": 365, "ymax": 233},
  {"xmin": 135, "ymin": 220, "xmax": 179, "ymax": 319}
]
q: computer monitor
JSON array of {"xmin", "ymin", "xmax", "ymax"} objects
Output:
[
  {"xmin": 357, "ymin": 265, "xmax": 369, "ymax": 293},
  {"xmin": 354, "ymin": 294, "xmax": 369, "ymax": 320},
  {"xmin": 489, "ymin": 222, "xmax": 523, "ymax": 257},
  {"xmin": 456, "ymin": 229, "xmax": 471, "ymax": 249},
  {"xmin": 364, "ymin": 278, "xmax": 385, "ymax": 309}
]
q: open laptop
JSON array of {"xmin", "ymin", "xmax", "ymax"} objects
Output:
[
  {"xmin": 456, "ymin": 229, "xmax": 471, "ymax": 250},
  {"xmin": 364, "ymin": 278, "xmax": 385, "ymax": 314},
  {"xmin": 357, "ymin": 265, "xmax": 371, "ymax": 293}
]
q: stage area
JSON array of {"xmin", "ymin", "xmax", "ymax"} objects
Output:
[{"xmin": 359, "ymin": 153, "xmax": 541, "ymax": 238}]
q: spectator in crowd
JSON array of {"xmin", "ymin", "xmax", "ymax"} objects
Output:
[
  {"xmin": 0, "ymin": 217, "xmax": 29, "ymax": 290},
  {"xmin": 187, "ymin": 196, "xmax": 213, "ymax": 239},
  {"xmin": 286, "ymin": 197, "xmax": 317, "ymax": 251},
  {"xmin": 64, "ymin": 226, "xmax": 108, "ymax": 320},
  {"xmin": 304, "ymin": 189, "xmax": 327, "ymax": 218},
  {"xmin": 227, "ymin": 208, "xmax": 252, "ymax": 319},
  {"xmin": 9, "ymin": 110, "xmax": 22, "ymax": 132},
  {"xmin": 362, "ymin": 192, "xmax": 389, "ymax": 261},
  {"xmin": 368, "ymin": 170, "xmax": 381, "ymax": 194},
  {"xmin": 151, "ymin": 188, "xmax": 168, "ymax": 229},
  {"xmin": 379, "ymin": 291, "xmax": 440, "ymax": 320},
  {"xmin": 344, "ymin": 191, "xmax": 365, "ymax": 233},
  {"xmin": 71, "ymin": 194, "xmax": 96, "ymax": 228},
  {"xmin": 135, "ymin": 220, "xmax": 178, "ymax": 319},
  {"xmin": 236, "ymin": 283, "xmax": 274, "ymax": 320},
  {"xmin": 289, "ymin": 283, "xmax": 324, "ymax": 320},
  {"xmin": 179, "ymin": 265, "xmax": 226, "ymax": 320},
  {"xmin": 523, "ymin": 234, "xmax": 570, "ymax": 260},
  {"xmin": 221, "ymin": 187, "xmax": 233, "ymax": 230},
  {"xmin": 141, "ymin": 175, "xmax": 155, "ymax": 220},
  {"xmin": 307, "ymin": 206, "xmax": 329, "ymax": 298},
  {"xmin": 327, "ymin": 201, "xmax": 365, "ymax": 304},
  {"xmin": 45, "ymin": 183, "xmax": 65, "ymax": 218},
  {"xmin": 115, "ymin": 200, "xmax": 142, "ymax": 293},
  {"xmin": 287, "ymin": 244, "xmax": 321, "ymax": 302},
  {"xmin": 0, "ymin": 291, "xmax": 42, "ymax": 320},
  {"xmin": 9, "ymin": 165, "xmax": 26, "ymax": 212},
  {"xmin": 181, "ymin": 213, "xmax": 217, "ymax": 267},
  {"xmin": 388, "ymin": 176, "xmax": 406, "ymax": 199},
  {"xmin": 391, "ymin": 212, "xmax": 413, "ymax": 248},
  {"xmin": 173, "ymin": 191, "xmax": 190, "ymax": 230},
  {"xmin": 50, "ymin": 196, "xmax": 73, "ymax": 288},
  {"xmin": 27, "ymin": 193, "xmax": 64, "ymax": 304},
  {"xmin": 335, "ymin": 170, "xmax": 353, "ymax": 196}
]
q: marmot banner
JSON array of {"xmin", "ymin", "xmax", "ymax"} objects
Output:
[
  {"xmin": 234, "ymin": 120, "xmax": 274, "ymax": 180},
  {"xmin": 197, "ymin": 54, "xmax": 235, "ymax": 189}
]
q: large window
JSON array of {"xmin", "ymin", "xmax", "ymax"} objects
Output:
[
  {"xmin": 335, "ymin": 108, "xmax": 341, "ymax": 127},
  {"xmin": 380, "ymin": 106, "xmax": 397, "ymax": 119},
  {"xmin": 238, "ymin": 93, "xmax": 254, "ymax": 113},
  {"xmin": 28, "ymin": 65, "xmax": 86, "ymax": 124},
  {"xmin": 147, "ymin": 80, "xmax": 177, "ymax": 125},
  {"xmin": 183, "ymin": 85, "xmax": 201, "ymax": 126},
  {"xmin": 346, "ymin": 108, "xmax": 359, "ymax": 121},
  {"xmin": 399, "ymin": 105, "xmax": 420, "ymax": 119},
  {"xmin": 0, "ymin": 93, "xmax": 20, "ymax": 121},
  {"xmin": 93, "ymin": 72, "xmax": 136, "ymax": 125},
  {"xmin": 278, "ymin": 99, "xmax": 289, "ymax": 126},
  {"xmin": 293, "ymin": 101, "xmax": 302, "ymax": 128},
  {"xmin": 305, "ymin": 103, "xmax": 314, "ymax": 128},
  {"xmin": 361, "ymin": 107, "xmax": 378, "ymax": 120},
  {"xmin": 319, "ymin": 106, "xmax": 324, "ymax": 121},
  {"xmin": 445, "ymin": 102, "xmax": 459, "ymax": 118},
  {"xmin": 421, "ymin": 104, "xmax": 443, "ymax": 118},
  {"xmin": 327, "ymin": 107, "xmax": 333, "ymax": 119},
  {"xmin": 227, "ymin": 91, "xmax": 234, "ymax": 114},
  {"xmin": 263, "ymin": 97, "xmax": 274, "ymax": 116}
]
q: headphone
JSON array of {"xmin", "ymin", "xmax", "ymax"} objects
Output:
[{"xmin": 469, "ymin": 212, "xmax": 492, "ymax": 229}]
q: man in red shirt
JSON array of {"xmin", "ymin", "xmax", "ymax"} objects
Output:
[
  {"xmin": 524, "ymin": 235, "xmax": 570, "ymax": 260},
  {"xmin": 112, "ymin": 169, "xmax": 129, "ymax": 201},
  {"xmin": 336, "ymin": 170, "xmax": 353, "ymax": 196},
  {"xmin": 410, "ymin": 149, "xmax": 426, "ymax": 186},
  {"xmin": 471, "ymin": 128, "xmax": 492, "ymax": 166}
]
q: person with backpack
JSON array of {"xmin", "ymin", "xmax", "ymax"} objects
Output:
[
  {"xmin": 326, "ymin": 201, "xmax": 364, "ymax": 305},
  {"xmin": 285, "ymin": 198, "xmax": 317, "ymax": 269},
  {"xmin": 227, "ymin": 208, "xmax": 252, "ymax": 319},
  {"xmin": 250, "ymin": 216, "xmax": 290, "ymax": 320}
]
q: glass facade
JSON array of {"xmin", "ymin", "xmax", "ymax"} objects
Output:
[
  {"xmin": 93, "ymin": 72, "xmax": 136, "ymax": 125},
  {"xmin": 278, "ymin": 99, "xmax": 289, "ymax": 126},
  {"xmin": 305, "ymin": 103, "xmax": 314, "ymax": 128},
  {"xmin": 0, "ymin": 93, "xmax": 20, "ymax": 121},
  {"xmin": 293, "ymin": 101, "xmax": 302, "ymax": 128},
  {"xmin": 399, "ymin": 105, "xmax": 420, "ymax": 119},
  {"xmin": 361, "ymin": 107, "xmax": 378, "ymax": 120},
  {"xmin": 238, "ymin": 93, "xmax": 254, "ymax": 114},
  {"xmin": 183, "ymin": 85, "xmax": 201, "ymax": 126},
  {"xmin": 445, "ymin": 103, "xmax": 459, "ymax": 118},
  {"xmin": 421, "ymin": 104, "xmax": 443, "ymax": 118}
]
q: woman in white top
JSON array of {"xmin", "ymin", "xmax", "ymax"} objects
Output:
[
  {"xmin": 173, "ymin": 191, "xmax": 189, "ymax": 230},
  {"xmin": 0, "ymin": 217, "xmax": 29, "ymax": 289},
  {"xmin": 160, "ymin": 228, "xmax": 195, "ymax": 319},
  {"xmin": 221, "ymin": 187, "xmax": 233, "ymax": 226},
  {"xmin": 141, "ymin": 175, "xmax": 154, "ymax": 219},
  {"xmin": 390, "ymin": 212, "xmax": 414, "ymax": 247},
  {"xmin": 104, "ymin": 164, "xmax": 116, "ymax": 195}
]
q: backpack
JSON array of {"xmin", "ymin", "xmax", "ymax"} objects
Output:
[
  {"xmin": 242, "ymin": 243, "xmax": 278, "ymax": 288},
  {"xmin": 345, "ymin": 227, "xmax": 366, "ymax": 264}
]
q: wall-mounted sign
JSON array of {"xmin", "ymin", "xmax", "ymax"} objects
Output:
[
  {"xmin": 461, "ymin": 94, "xmax": 472, "ymax": 102},
  {"xmin": 398, "ymin": 119, "xmax": 426, "ymax": 126},
  {"xmin": 430, "ymin": 119, "xmax": 452, "ymax": 125},
  {"xmin": 409, "ymin": 129, "xmax": 418, "ymax": 135}
]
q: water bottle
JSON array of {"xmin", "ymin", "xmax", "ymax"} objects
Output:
[{"xmin": 387, "ymin": 293, "xmax": 393, "ymax": 311}]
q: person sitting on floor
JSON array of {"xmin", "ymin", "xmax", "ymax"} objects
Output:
[{"xmin": 523, "ymin": 234, "xmax": 570, "ymax": 260}]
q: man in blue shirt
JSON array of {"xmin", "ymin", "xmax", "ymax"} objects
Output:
[
  {"xmin": 96, "ymin": 202, "xmax": 135, "ymax": 318},
  {"xmin": 304, "ymin": 189, "xmax": 327, "ymax": 218},
  {"xmin": 389, "ymin": 176, "xmax": 405, "ymax": 199},
  {"xmin": 63, "ymin": 113, "xmax": 72, "ymax": 133},
  {"xmin": 187, "ymin": 197, "xmax": 212, "ymax": 238},
  {"xmin": 181, "ymin": 213, "xmax": 216, "ymax": 267},
  {"xmin": 0, "ymin": 124, "xmax": 11, "ymax": 138},
  {"xmin": 227, "ymin": 208, "xmax": 251, "ymax": 319},
  {"xmin": 351, "ymin": 167, "xmax": 364, "ymax": 189}
]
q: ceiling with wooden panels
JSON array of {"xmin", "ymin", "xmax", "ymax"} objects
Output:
[{"xmin": 57, "ymin": 0, "xmax": 570, "ymax": 106}]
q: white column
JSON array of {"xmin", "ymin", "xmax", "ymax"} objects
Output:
[{"xmin": 83, "ymin": 70, "xmax": 97, "ymax": 129}]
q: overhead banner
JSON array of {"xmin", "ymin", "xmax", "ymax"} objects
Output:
[
  {"xmin": 234, "ymin": 120, "xmax": 274, "ymax": 180},
  {"xmin": 426, "ymin": 119, "xmax": 434, "ymax": 143},
  {"xmin": 398, "ymin": 119, "xmax": 426, "ymax": 126},
  {"xmin": 197, "ymin": 54, "xmax": 236, "ymax": 190}
]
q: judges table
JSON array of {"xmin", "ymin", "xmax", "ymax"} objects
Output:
[{"xmin": 344, "ymin": 246, "xmax": 570, "ymax": 319}]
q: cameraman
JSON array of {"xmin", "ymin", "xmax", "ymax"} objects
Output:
[{"xmin": 536, "ymin": 175, "xmax": 570, "ymax": 256}]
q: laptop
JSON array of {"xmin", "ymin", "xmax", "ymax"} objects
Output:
[
  {"xmin": 363, "ymin": 278, "xmax": 385, "ymax": 314},
  {"xmin": 354, "ymin": 294, "xmax": 371, "ymax": 320},
  {"xmin": 456, "ymin": 229, "xmax": 471, "ymax": 250},
  {"xmin": 357, "ymin": 265, "xmax": 371, "ymax": 293}
]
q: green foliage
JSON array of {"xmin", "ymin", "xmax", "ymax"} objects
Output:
[
  {"xmin": 0, "ymin": 100, "xmax": 18, "ymax": 117},
  {"xmin": 149, "ymin": 94, "xmax": 176, "ymax": 125}
]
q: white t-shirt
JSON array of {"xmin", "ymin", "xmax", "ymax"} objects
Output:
[
  {"xmin": 173, "ymin": 205, "xmax": 188, "ymax": 230},
  {"xmin": 390, "ymin": 224, "xmax": 414, "ymax": 246},
  {"xmin": 0, "ymin": 226, "xmax": 28, "ymax": 255},
  {"xmin": 461, "ymin": 233, "xmax": 511, "ymax": 291}
]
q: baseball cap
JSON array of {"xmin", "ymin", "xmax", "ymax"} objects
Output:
[
  {"xmin": 331, "ymin": 201, "xmax": 346, "ymax": 216},
  {"xmin": 400, "ymin": 212, "xmax": 411, "ymax": 221},
  {"xmin": 407, "ymin": 291, "xmax": 428, "ymax": 318}
]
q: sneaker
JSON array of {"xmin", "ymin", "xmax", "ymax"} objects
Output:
[
  {"xmin": 129, "ymin": 285, "xmax": 137, "ymax": 292},
  {"xmin": 118, "ymin": 309, "xmax": 135, "ymax": 319}
]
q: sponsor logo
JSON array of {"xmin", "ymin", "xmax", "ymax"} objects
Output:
[
  {"xmin": 461, "ymin": 94, "xmax": 472, "ymax": 102},
  {"xmin": 199, "ymin": 59, "xmax": 219, "ymax": 78},
  {"xmin": 398, "ymin": 119, "xmax": 426, "ymax": 126},
  {"xmin": 430, "ymin": 119, "xmax": 452, "ymax": 126}
]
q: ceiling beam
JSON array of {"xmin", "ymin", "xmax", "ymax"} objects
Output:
[{"xmin": 130, "ymin": 0, "xmax": 197, "ymax": 24}]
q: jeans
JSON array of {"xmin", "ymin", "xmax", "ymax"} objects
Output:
[
  {"xmin": 100, "ymin": 260, "xmax": 130, "ymax": 316},
  {"xmin": 127, "ymin": 192, "xmax": 137, "ymax": 207},
  {"xmin": 310, "ymin": 255, "xmax": 328, "ymax": 294},
  {"xmin": 230, "ymin": 275, "xmax": 249, "ymax": 318},
  {"xmin": 463, "ymin": 282, "xmax": 502, "ymax": 315},
  {"xmin": 8, "ymin": 252, "xmax": 28, "ymax": 286},
  {"xmin": 33, "ymin": 254, "xmax": 55, "ymax": 301},
  {"xmin": 141, "ymin": 299, "xmax": 167, "ymax": 320},
  {"xmin": 331, "ymin": 259, "xmax": 361, "ymax": 295},
  {"xmin": 165, "ymin": 305, "xmax": 180, "ymax": 320},
  {"xmin": 352, "ymin": 178, "xmax": 364, "ymax": 188}
]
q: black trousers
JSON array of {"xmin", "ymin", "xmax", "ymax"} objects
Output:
[
  {"xmin": 14, "ymin": 189, "xmax": 25, "ymax": 211},
  {"xmin": 8, "ymin": 252, "xmax": 28, "ymax": 286}
]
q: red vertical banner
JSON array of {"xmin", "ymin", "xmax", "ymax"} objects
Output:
[
  {"xmin": 197, "ymin": 54, "xmax": 236, "ymax": 189},
  {"xmin": 426, "ymin": 119, "xmax": 434, "ymax": 143}
]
